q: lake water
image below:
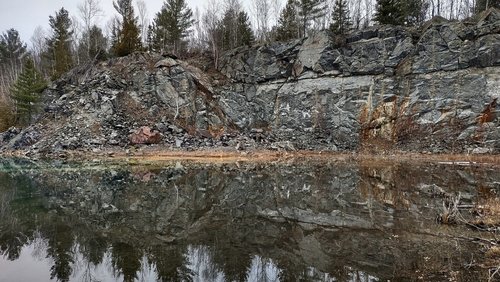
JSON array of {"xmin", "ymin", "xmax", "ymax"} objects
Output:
[{"xmin": 0, "ymin": 157, "xmax": 498, "ymax": 281}]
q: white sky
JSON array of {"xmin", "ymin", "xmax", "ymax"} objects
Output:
[{"xmin": 0, "ymin": 0, "xmax": 211, "ymax": 44}]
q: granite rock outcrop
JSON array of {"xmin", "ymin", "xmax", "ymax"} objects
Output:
[{"xmin": 1, "ymin": 9, "xmax": 499, "ymax": 155}]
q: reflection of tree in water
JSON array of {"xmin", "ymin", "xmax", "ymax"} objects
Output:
[
  {"xmin": 0, "ymin": 160, "xmax": 497, "ymax": 281},
  {"xmin": 0, "ymin": 231, "xmax": 28, "ymax": 260},
  {"xmin": 148, "ymin": 244, "xmax": 194, "ymax": 282},
  {"xmin": 275, "ymin": 259, "xmax": 309, "ymax": 281},
  {"xmin": 43, "ymin": 224, "xmax": 75, "ymax": 282},
  {"xmin": 111, "ymin": 242, "xmax": 142, "ymax": 282},
  {"xmin": 76, "ymin": 233, "xmax": 108, "ymax": 266},
  {"xmin": 212, "ymin": 243, "xmax": 252, "ymax": 281},
  {"xmin": 0, "ymin": 173, "xmax": 41, "ymax": 261}
]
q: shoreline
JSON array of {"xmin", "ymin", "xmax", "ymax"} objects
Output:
[{"xmin": 2, "ymin": 147, "xmax": 500, "ymax": 166}]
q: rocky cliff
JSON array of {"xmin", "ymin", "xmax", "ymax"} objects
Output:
[{"xmin": 1, "ymin": 9, "xmax": 499, "ymax": 156}]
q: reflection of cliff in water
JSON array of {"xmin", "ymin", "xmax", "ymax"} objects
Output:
[{"xmin": 0, "ymin": 158, "xmax": 499, "ymax": 281}]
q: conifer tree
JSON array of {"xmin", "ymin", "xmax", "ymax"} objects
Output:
[
  {"xmin": 219, "ymin": 8, "xmax": 254, "ymax": 51},
  {"xmin": 374, "ymin": 0, "xmax": 404, "ymax": 25},
  {"xmin": 330, "ymin": 0, "xmax": 351, "ymax": 34},
  {"xmin": 405, "ymin": 0, "xmax": 427, "ymax": 26},
  {"xmin": 146, "ymin": 24, "xmax": 155, "ymax": 51},
  {"xmin": 78, "ymin": 25, "xmax": 107, "ymax": 62},
  {"xmin": 375, "ymin": 0, "xmax": 426, "ymax": 26},
  {"xmin": 112, "ymin": 0, "xmax": 142, "ymax": 57},
  {"xmin": 10, "ymin": 58, "xmax": 47, "ymax": 125},
  {"xmin": 0, "ymin": 29, "xmax": 27, "ymax": 102},
  {"xmin": 152, "ymin": 0, "xmax": 194, "ymax": 55},
  {"xmin": 46, "ymin": 8, "xmax": 74, "ymax": 79},
  {"xmin": 297, "ymin": 0, "xmax": 327, "ymax": 37},
  {"xmin": 236, "ymin": 11, "xmax": 255, "ymax": 47},
  {"xmin": 220, "ymin": 7, "xmax": 238, "ymax": 51},
  {"xmin": 0, "ymin": 29, "xmax": 27, "ymax": 70},
  {"xmin": 276, "ymin": 0, "xmax": 300, "ymax": 41}
]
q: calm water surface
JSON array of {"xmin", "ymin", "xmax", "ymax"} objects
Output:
[{"xmin": 0, "ymin": 158, "xmax": 498, "ymax": 281}]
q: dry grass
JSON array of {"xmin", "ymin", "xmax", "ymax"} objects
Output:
[
  {"xmin": 0, "ymin": 99, "xmax": 14, "ymax": 132},
  {"xmin": 486, "ymin": 247, "xmax": 500, "ymax": 259},
  {"xmin": 472, "ymin": 198, "xmax": 500, "ymax": 227}
]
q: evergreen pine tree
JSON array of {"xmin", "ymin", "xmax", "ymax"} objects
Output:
[
  {"xmin": 276, "ymin": 0, "xmax": 300, "ymax": 41},
  {"xmin": 237, "ymin": 11, "xmax": 254, "ymax": 47},
  {"xmin": 404, "ymin": 0, "xmax": 427, "ymax": 26},
  {"xmin": 330, "ymin": 0, "xmax": 351, "ymax": 34},
  {"xmin": 46, "ymin": 8, "xmax": 74, "ymax": 79},
  {"xmin": 220, "ymin": 7, "xmax": 238, "ymax": 51},
  {"xmin": 10, "ymin": 58, "xmax": 47, "ymax": 125},
  {"xmin": 375, "ymin": 0, "xmax": 426, "ymax": 26},
  {"xmin": 0, "ymin": 29, "xmax": 27, "ymax": 102},
  {"xmin": 219, "ymin": 8, "xmax": 255, "ymax": 51},
  {"xmin": 374, "ymin": 0, "xmax": 403, "ymax": 25},
  {"xmin": 152, "ymin": 0, "xmax": 194, "ymax": 55},
  {"xmin": 146, "ymin": 24, "xmax": 155, "ymax": 51},
  {"xmin": 78, "ymin": 25, "xmax": 107, "ymax": 62},
  {"xmin": 112, "ymin": 0, "xmax": 142, "ymax": 57},
  {"xmin": 0, "ymin": 29, "xmax": 27, "ymax": 70},
  {"xmin": 297, "ymin": 0, "xmax": 327, "ymax": 37}
]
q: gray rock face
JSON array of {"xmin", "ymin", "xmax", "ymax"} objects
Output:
[
  {"xmin": 217, "ymin": 10, "xmax": 500, "ymax": 152},
  {"xmin": 1, "ymin": 10, "xmax": 499, "ymax": 155}
]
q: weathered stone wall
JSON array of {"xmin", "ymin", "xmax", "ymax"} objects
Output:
[{"xmin": 217, "ymin": 9, "xmax": 500, "ymax": 152}]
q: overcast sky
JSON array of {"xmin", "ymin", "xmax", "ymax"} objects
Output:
[{"xmin": 0, "ymin": 0, "xmax": 210, "ymax": 45}]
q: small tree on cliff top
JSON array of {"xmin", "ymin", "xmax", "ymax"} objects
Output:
[
  {"xmin": 112, "ymin": 0, "xmax": 142, "ymax": 56},
  {"xmin": 46, "ymin": 8, "xmax": 74, "ymax": 79},
  {"xmin": 152, "ymin": 0, "xmax": 194, "ymax": 55},
  {"xmin": 276, "ymin": 0, "xmax": 300, "ymax": 41},
  {"xmin": 330, "ymin": 0, "xmax": 351, "ymax": 34}
]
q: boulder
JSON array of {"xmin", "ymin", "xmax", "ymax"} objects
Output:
[
  {"xmin": 129, "ymin": 126, "xmax": 162, "ymax": 144},
  {"xmin": 154, "ymin": 57, "xmax": 179, "ymax": 68}
]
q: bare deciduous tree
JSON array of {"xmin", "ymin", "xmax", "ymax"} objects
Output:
[
  {"xmin": 350, "ymin": 0, "xmax": 363, "ymax": 29},
  {"xmin": 30, "ymin": 26, "xmax": 47, "ymax": 69},
  {"xmin": 270, "ymin": 0, "xmax": 283, "ymax": 25},
  {"xmin": 363, "ymin": 0, "xmax": 373, "ymax": 27},
  {"xmin": 71, "ymin": 15, "xmax": 82, "ymax": 66},
  {"xmin": 136, "ymin": 0, "xmax": 149, "ymax": 45},
  {"xmin": 78, "ymin": 0, "xmax": 102, "ymax": 31},
  {"xmin": 203, "ymin": 0, "xmax": 223, "ymax": 68},
  {"xmin": 253, "ymin": 0, "xmax": 271, "ymax": 41},
  {"xmin": 78, "ymin": 0, "xmax": 103, "ymax": 61},
  {"xmin": 188, "ymin": 7, "xmax": 205, "ymax": 51}
]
